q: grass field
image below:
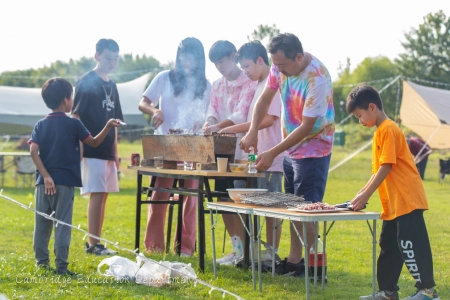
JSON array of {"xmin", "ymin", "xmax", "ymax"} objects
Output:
[{"xmin": 0, "ymin": 140, "xmax": 449, "ymax": 300}]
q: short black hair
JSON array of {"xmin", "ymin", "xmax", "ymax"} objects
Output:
[
  {"xmin": 96, "ymin": 38, "xmax": 119, "ymax": 54},
  {"xmin": 268, "ymin": 33, "xmax": 303, "ymax": 60},
  {"xmin": 346, "ymin": 85, "xmax": 383, "ymax": 114},
  {"xmin": 209, "ymin": 40, "xmax": 236, "ymax": 63},
  {"xmin": 237, "ymin": 40, "xmax": 269, "ymax": 65},
  {"xmin": 41, "ymin": 78, "xmax": 73, "ymax": 109}
]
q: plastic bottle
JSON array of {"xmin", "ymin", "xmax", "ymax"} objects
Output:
[
  {"xmin": 309, "ymin": 235, "xmax": 327, "ymax": 282},
  {"xmin": 248, "ymin": 147, "xmax": 257, "ymax": 173}
]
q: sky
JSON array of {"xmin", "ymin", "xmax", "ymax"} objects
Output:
[{"xmin": 1, "ymin": 0, "xmax": 449, "ymax": 83}]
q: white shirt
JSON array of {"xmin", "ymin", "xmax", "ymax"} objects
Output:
[{"xmin": 143, "ymin": 70, "xmax": 212, "ymax": 135}]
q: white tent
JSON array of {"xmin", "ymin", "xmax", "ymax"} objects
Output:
[
  {"xmin": 0, "ymin": 72, "xmax": 151, "ymax": 134},
  {"xmin": 400, "ymin": 80, "xmax": 450, "ymax": 149}
]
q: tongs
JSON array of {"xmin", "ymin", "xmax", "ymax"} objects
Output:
[{"xmin": 333, "ymin": 201, "xmax": 367, "ymax": 211}]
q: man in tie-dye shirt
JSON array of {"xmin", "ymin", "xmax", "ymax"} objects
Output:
[{"xmin": 240, "ymin": 33, "xmax": 335, "ymax": 277}]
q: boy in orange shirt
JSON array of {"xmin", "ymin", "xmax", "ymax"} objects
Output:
[{"xmin": 346, "ymin": 85, "xmax": 439, "ymax": 300}]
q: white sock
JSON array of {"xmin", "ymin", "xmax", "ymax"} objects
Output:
[{"xmin": 231, "ymin": 236, "xmax": 243, "ymax": 257}]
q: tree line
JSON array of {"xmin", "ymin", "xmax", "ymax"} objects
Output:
[{"xmin": 1, "ymin": 11, "xmax": 449, "ymax": 121}]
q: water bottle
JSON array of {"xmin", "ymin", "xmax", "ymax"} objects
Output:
[
  {"xmin": 248, "ymin": 147, "xmax": 257, "ymax": 173},
  {"xmin": 309, "ymin": 235, "xmax": 327, "ymax": 282}
]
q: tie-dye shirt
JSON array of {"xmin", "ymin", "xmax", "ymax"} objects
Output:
[{"xmin": 267, "ymin": 53, "xmax": 334, "ymax": 159}]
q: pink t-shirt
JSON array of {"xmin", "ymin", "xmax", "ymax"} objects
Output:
[
  {"xmin": 206, "ymin": 71, "xmax": 257, "ymax": 125},
  {"xmin": 239, "ymin": 77, "xmax": 284, "ymax": 172},
  {"xmin": 266, "ymin": 53, "xmax": 335, "ymax": 159},
  {"xmin": 206, "ymin": 71, "xmax": 257, "ymax": 156}
]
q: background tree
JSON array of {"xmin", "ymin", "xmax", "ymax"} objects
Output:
[
  {"xmin": 395, "ymin": 10, "xmax": 450, "ymax": 88},
  {"xmin": 333, "ymin": 56, "xmax": 400, "ymax": 121},
  {"xmin": 0, "ymin": 54, "xmax": 164, "ymax": 88},
  {"xmin": 247, "ymin": 24, "xmax": 280, "ymax": 48}
]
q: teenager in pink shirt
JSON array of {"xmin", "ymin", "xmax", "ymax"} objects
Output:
[{"xmin": 202, "ymin": 40, "xmax": 257, "ymax": 264}]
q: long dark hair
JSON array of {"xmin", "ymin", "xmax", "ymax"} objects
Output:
[{"xmin": 169, "ymin": 37, "xmax": 207, "ymax": 99}]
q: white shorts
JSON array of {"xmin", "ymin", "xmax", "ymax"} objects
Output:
[{"xmin": 80, "ymin": 158, "xmax": 119, "ymax": 196}]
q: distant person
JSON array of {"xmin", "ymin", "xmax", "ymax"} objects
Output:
[
  {"xmin": 219, "ymin": 40, "xmax": 283, "ymax": 266},
  {"xmin": 29, "ymin": 78, "xmax": 121, "ymax": 275},
  {"xmin": 138, "ymin": 37, "xmax": 211, "ymax": 257},
  {"xmin": 202, "ymin": 40, "xmax": 257, "ymax": 265},
  {"xmin": 407, "ymin": 136, "xmax": 432, "ymax": 180},
  {"xmin": 240, "ymin": 33, "xmax": 334, "ymax": 277},
  {"xmin": 71, "ymin": 38, "xmax": 123, "ymax": 256},
  {"xmin": 346, "ymin": 85, "xmax": 439, "ymax": 300}
]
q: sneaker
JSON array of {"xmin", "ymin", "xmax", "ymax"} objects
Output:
[
  {"xmin": 180, "ymin": 252, "xmax": 192, "ymax": 258},
  {"xmin": 56, "ymin": 269, "xmax": 78, "ymax": 277},
  {"xmin": 36, "ymin": 263, "xmax": 55, "ymax": 273},
  {"xmin": 274, "ymin": 258, "xmax": 305, "ymax": 277},
  {"xmin": 85, "ymin": 242, "xmax": 118, "ymax": 256},
  {"xmin": 220, "ymin": 254, "xmax": 243, "ymax": 266},
  {"xmin": 403, "ymin": 288, "xmax": 440, "ymax": 300},
  {"xmin": 215, "ymin": 252, "xmax": 235, "ymax": 264},
  {"xmin": 359, "ymin": 290, "xmax": 399, "ymax": 300}
]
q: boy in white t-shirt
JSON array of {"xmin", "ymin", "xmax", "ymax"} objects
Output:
[{"xmin": 219, "ymin": 41, "xmax": 284, "ymax": 267}]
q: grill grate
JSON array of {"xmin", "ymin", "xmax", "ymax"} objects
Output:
[{"xmin": 239, "ymin": 192, "xmax": 310, "ymax": 207}]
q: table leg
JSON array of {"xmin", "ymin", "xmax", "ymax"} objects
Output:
[
  {"xmin": 303, "ymin": 222, "xmax": 310, "ymax": 300},
  {"xmin": 248, "ymin": 213, "xmax": 256, "ymax": 291},
  {"xmin": 210, "ymin": 208, "xmax": 217, "ymax": 278},
  {"xmin": 372, "ymin": 219, "xmax": 377, "ymax": 299},
  {"xmin": 256, "ymin": 215, "xmax": 262, "ymax": 292},
  {"xmin": 134, "ymin": 172, "xmax": 142, "ymax": 252},
  {"xmin": 322, "ymin": 221, "xmax": 327, "ymax": 290},
  {"xmin": 198, "ymin": 177, "xmax": 205, "ymax": 272},
  {"xmin": 313, "ymin": 222, "xmax": 318, "ymax": 289}
]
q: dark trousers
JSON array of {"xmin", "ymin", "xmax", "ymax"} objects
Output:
[
  {"xmin": 378, "ymin": 209, "xmax": 435, "ymax": 291},
  {"xmin": 416, "ymin": 156, "xmax": 428, "ymax": 180}
]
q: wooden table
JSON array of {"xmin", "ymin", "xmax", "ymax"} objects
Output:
[
  {"xmin": 128, "ymin": 165, "xmax": 263, "ymax": 271},
  {"xmin": 207, "ymin": 202, "xmax": 380, "ymax": 299}
]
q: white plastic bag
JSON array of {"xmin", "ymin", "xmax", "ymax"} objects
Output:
[
  {"xmin": 97, "ymin": 255, "xmax": 140, "ymax": 281},
  {"xmin": 165, "ymin": 261, "xmax": 197, "ymax": 279},
  {"xmin": 135, "ymin": 255, "xmax": 171, "ymax": 287}
]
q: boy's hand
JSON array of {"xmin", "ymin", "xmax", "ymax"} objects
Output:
[
  {"xmin": 240, "ymin": 131, "xmax": 258, "ymax": 154},
  {"xmin": 350, "ymin": 192, "xmax": 370, "ymax": 211},
  {"xmin": 255, "ymin": 150, "xmax": 274, "ymax": 172},
  {"xmin": 44, "ymin": 176, "xmax": 56, "ymax": 195},
  {"xmin": 106, "ymin": 119, "xmax": 122, "ymax": 128}
]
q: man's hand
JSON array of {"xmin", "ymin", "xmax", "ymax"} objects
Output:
[
  {"xmin": 254, "ymin": 150, "xmax": 275, "ymax": 172},
  {"xmin": 152, "ymin": 110, "xmax": 164, "ymax": 130},
  {"xmin": 43, "ymin": 176, "xmax": 56, "ymax": 195},
  {"xmin": 239, "ymin": 131, "xmax": 258, "ymax": 154},
  {"xmin": 350, "ymin": 192, "xmax": 370, "ymax": 211}
]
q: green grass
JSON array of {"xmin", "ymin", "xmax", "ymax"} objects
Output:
[{"xmin": 0, "ymin": 141, "xmax": 449, "ymax": 299}]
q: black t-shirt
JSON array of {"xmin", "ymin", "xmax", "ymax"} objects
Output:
[
  {"xmin": 28, "ymin": 112, "xmax": 91, "ymax": 187},
  {"xmin": 72, "ymin": 70, "xmax": 123, "ymax": 160}
]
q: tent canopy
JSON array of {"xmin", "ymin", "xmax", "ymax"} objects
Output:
[
  {"xmin": 400, "ymin": 80, "xmax": 450, "ymax": 149},
  {"xmin": 0, "ymin": 72, "xmax": 151, "ymax": 134}
]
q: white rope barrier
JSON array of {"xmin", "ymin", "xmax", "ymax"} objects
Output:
[{"xmin": 0, "ymin": 190, "xmax": 244, "ymax": 300}]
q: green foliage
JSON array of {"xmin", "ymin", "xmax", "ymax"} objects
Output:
[
  {"xmin": 0, "ymin": 54, "xmax": 163, "ymax": 88},
  {"xmin": 247, "ymin": 24, "xmax": 281, "ymax": 48},
  {"xmin": 395, "ymin": 10, "xmax": 450, "ymax": 88},
  {"xmin": 333, "ymin": 56, "xmax": 400, "ymax": 121}
]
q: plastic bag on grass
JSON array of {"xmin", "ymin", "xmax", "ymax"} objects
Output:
[
  {"xmin": 97, "ymin": 255, "xmax": 140, "ymax": 281},
  {"xmin": 164, "ymin": 261, "xmax": 197, "ymax": 279},
  {"xmin": 135, "ymin": 255, "xmax": 171, "ymax": 287}
]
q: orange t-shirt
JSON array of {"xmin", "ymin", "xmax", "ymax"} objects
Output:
[{"xmin": 372, "ymin": 119, "xmax": 428, "ymax": 220}]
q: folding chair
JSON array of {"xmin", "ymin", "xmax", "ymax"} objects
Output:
[
  {"xmin": 439, "ymin": 159, "xmax": 450, "ymax": 184},
  {"xmin": 14, "ymin": 156, "xmax": 35, "ymax": 188}
]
